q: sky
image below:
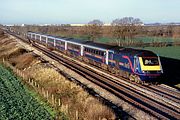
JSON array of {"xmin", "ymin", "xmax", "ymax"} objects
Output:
[{"xmin": 0, "ymin": 0, "xmax": 180, "ymax": 24}]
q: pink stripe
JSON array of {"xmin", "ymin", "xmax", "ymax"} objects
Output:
[{"xmin": 122, "ymin": 56, "xmax": 134, "ymax": 73}]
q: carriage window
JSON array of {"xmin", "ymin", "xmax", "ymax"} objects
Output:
[
  {"xmin": 36, "ymin": 35, "xmax": 39, "ymax": 39},
  {"xmin": 48, "ymin": 38, "xmax": 54, "ymax": 42},
  {"xmin": 61, "ymin": 41, "xmax": 65, "ymax": 45},
  {"xmin": 42, "ymin": 36, "xmax": 46, "ymax": 41},
  {"xmin": 93, "ymin": 50, "xmax": 95, "ymax": 54},
  {"xmin": 95, "ymin": 50, "xmax": 98, "ymax": 55},
  {"xmin": 98, "ymin": 51, "xmax": 100, "ymax": 55},
  {"xmin": 109, "ymin": 53, "xmax": 113, "ymax": 59},
  {"xmin": 99, "ymin": 51, "xmax": 101, "ymax": 56},
  {"xmin": 100, "ymin": 52, "xmax": 103, "ymax": 56}
]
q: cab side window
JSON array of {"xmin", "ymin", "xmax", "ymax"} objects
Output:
[{"xmin": 109, "ymin": 52, "xmax": 113, "ymax": 60}]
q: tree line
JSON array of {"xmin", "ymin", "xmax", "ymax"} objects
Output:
[
  {"xmin": 83, "ymin": 17, "xmax": 144, "ymax": 46},
  {"xmin": 7, "ymin": 17, "xmax": 180, "ymax": 46}
]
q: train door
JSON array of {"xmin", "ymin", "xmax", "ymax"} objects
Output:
[
  {"xmin": 108, "ymin": 52, "xmax": 114, "ymax": 66},
  {"xmin": 134, "ymin": 56, "xmax": 139, "ymax": 73}
]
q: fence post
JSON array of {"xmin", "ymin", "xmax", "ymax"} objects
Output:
[
  {"xmin": 42, "ymin": 87, "xmax": 45, "ymax": 97},
  {"xmin": 21, "ymin": 72, "xmax": 23, "ymax": 77},
  {"xmin": 16, "ymin": 69, "xmax": 18, "ymax": 75},
  {"xmin": 54, "ymin": 97, "xmax": 56, "ymax": 106},
  {"xmin": 66, "ymin": 104, "xmax": 68, "ymax": 114},
  {"xmin": 46, "ymin": 90, "xmax": 49, "ymax": 100},
  {"xmin": 52, "ymin": 94, "xmax": 54, "ymax": 105},
  {"xmin": 76, "ymin": 111, "xmax": 78, "ymax": 120},
  {"xmin": 22, "ymin": 73, "xmax": 24, "ymax": 79},
  {"xmin": 31, "ymin": 79, "xmax": 34, "ymax": 86},
  {"xmin": 19, "ymin": 71, "xmax": 21, "ymax": 77},
  {"xmin": 58, "ymin": 99, "xmax": 61, "ymax": 106},
  {"xmin": 35, "ymin": 81, "xmax": 37, "ymax": 87}
]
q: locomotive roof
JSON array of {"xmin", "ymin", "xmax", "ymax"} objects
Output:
[
  {"xmin": 64, "ymin": 38, "xmax": 91, "ymax": 44},
  {"xmin": 85, "ymin": 42, "xmax": 118, "ymax": 49},
  {"xmin": 28, "ymin": 31, "xmax": 57, "ymax": 38},
  {"xmin": 111, "ymin": 47, "xmax": 157, "ymax": 57}
]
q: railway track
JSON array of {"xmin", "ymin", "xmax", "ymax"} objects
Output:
[
  {"xmin": 8, "ymin": 32, "xmax": 180, "ymax": 120},
  {"xmin": 89, "ymin": 63, "xmax": 180, "ymax": 109},
  {"xmin": 148, "ymin": 85, "xmax": 180, "ymax": 104}
]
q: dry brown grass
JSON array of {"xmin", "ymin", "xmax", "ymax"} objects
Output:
[
  {"xmin": 0, "ymin": 30, "xmax": 6, "ymax": 38},
  {"xmin": 0, "ymin": 34, "xmax": 22, "ymax": 58},
  {"xmin": 85, "ymin": 99, "xmax": 115, "ymax": 120},
  {"xmin": 27, "ymin": 65, "xmax": 116, "ymax": 120},
  {"xmin": 0, "ymin": 33, "xmax": 116, "ymax": 120},
  {"xmin": 0, "ymin": 29, "xmax": 4, "ymax": 34},
  {"xmin": 9, "ymin": 52, "xmax": 37, "ymax": 69},
  {"xmin": 0, "ymin": 34, "xmax": 38, "ymax": 69},
  {"xmin": 0, "ymin": 38, "xmax": 15, "ymax": 45},
  {"xmin": 0, "ymin": 37, "xmax": 18, "ymax": 59}
]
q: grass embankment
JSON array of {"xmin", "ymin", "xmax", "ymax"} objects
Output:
[
  {"xmin": 0, "ymin": 64, "xmax": 54, "ymax": 119},
  {"xmin": 0, "ymin": 30, "xmax": 116, "ymax": 119}
]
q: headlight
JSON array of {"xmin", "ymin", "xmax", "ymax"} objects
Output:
[{"xmin": 142, "ymin": 71, "xmax": 150, "ymax": 73}]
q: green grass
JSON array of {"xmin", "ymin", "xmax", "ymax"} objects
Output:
[
  {"xmin": 140, "ymin": 46, "xmax": 180, "ymax": 60},
  {"xmin": 79, "ymin": 36, "xmax": 180, "ymax": 43},
  {"xmin": 0, "ymin": 64, "xmax": 54, "ymax": 119},
  {"xmin": 73, "ymin": 34, "xmax": 89, "ymax": 40},
  {"xmin": 53, "ymin": 31, "xmax": 180, "ymax": 43},
  {"xmin": 134, "ymin": 37, "xmax": 180, "ymax": 43},
  {"xmin": 96, "ymin": 37, "xmax": 180, "ymax": 43},
  {"xmin": 26, "ymin": 87, "xmax": 56, "ymax": 117},
  {"xmin": 98, "ymin": 37, "xmax": 114, "ymax": 43}
]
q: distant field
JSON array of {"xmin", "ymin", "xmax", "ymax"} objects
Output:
[
  {"xmin": 99, "ymin": 37, "xmax": 180, "ymax": 43},
  {"xmin": 0, "ymin": 65, "xmax": 54, "ymax": 119},
  {"xmin": 140, "ymin": 46, "xmax": 180, "ymax": 60},
  {"xmin": 72, "ymin": 35, "xmax": 180, "ymax": 43},
  {"xmin": 133, "ymin": 37, "xmax": 180, "ymax": 43}
]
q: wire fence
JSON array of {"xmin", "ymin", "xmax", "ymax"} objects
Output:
[{"xmin": 2, "ymin": 59, "xmax": 80, "ymax": 120}]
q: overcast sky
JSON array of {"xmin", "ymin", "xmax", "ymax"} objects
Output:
[{"xmin": 0, "ymin": 0, "xmax": 180, "ymax": 24}]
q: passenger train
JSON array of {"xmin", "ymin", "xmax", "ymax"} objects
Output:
[{"xmin": 27, "ymin": 31, "xmax": 163, "ymax": 84}]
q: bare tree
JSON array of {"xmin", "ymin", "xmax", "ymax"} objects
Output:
[
  {"xmin": 172, "ymin": 26, "xmax": 180, "ymax": 38},
  {"xmin": 111, "ymin": 17, "xmax": 143, "ymax": 46},
  {"xmin": 166, "ymin": 25, "xmax": 174, "ymax": 37},
  {"xmin": 85, "ymin": 19, "xmax": 103, "ymax": 41}
]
